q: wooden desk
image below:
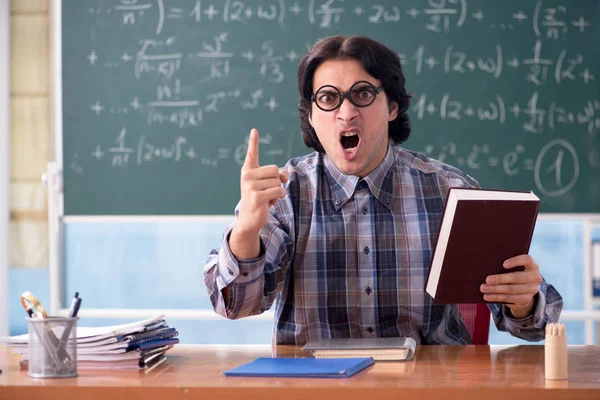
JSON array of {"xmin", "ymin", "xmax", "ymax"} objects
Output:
[{"xmin": 1, "ymin": 345, "xmax": 600, "ymax": 400}]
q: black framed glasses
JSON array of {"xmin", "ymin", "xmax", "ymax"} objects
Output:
[{"xmin": 311, "ymin": 80, "xmax": 384, "ymax": 112}]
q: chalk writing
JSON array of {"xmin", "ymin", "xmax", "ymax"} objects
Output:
[
  {"xmin": 62, "ymin": 0, "xmax": 599, "ymax": 214},
  {"xmin": 423, "ymin": 139, "xmax": 580, "ymax": 196}
]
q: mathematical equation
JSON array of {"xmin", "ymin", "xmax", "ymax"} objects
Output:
[
  {"xmin": 85, "ymin": 127, "xmax": 200, "ymax": 169},
  {"xmin": 413, "ymin": 91, "xmax": 600, "ymax": 134},
  {"xmin": 89, "ymin": 86, "xmax": 283, "ymax": 129},
  {"xmin": 89, "ymin": 1, "xmax": 598, "ymax": 87},
  {"xmin": 423, "ymin": 139, "xmax": 582, "ymax": 197},
  {"xmin": 90, "ymin": 0, "xmax": 593, "ymax": 38},
  {"xmin": 69, "ymin": 128, "xmax": 286, "ymax": 173},
  {"xmin": 71, "ymin": 127, "xmax": 589, "ymax": 200},
  {"xmin": 91, "ymin": 33, "xmax": 598, "ymax": 88},
  {"xmin": 406, "ymin": 40, "xmax": 595, "ymax": 86},
  {"xmin": 88, "ymin": 33, "xmax": 303, "ymax": 86},
  {"xmin": 87, "ymin": 87, "xmax": 600, "ymax": 135}
]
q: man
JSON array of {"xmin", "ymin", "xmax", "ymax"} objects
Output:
[{"xmin": 204, "ymin": 35, "xmax": 562, "ymax": 345}]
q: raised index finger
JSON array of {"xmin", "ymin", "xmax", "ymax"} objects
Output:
[{"xmin": 243, "ymin": 128, "xmax": 260, "ymax": 170}]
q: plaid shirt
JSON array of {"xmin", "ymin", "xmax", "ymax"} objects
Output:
[{"xmin": 204, "ymin": 145, "xmax": 563, "ymax": 345}]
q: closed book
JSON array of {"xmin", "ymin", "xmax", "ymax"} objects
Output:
[
  {"xmin": 223, "ymin": 357, "xmax": 374, "ymax": 378},
  {"xmin": 425, "ymin": 187, "xmax": 540, "ymax": 304},
  {"xmin": 303, "ymin": 337, "xmax": 416, "ymax": 361}
]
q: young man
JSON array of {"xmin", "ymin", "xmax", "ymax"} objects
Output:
[{"xmin": 204, "ymin": 36, "xmax": 562, "ymax": 345}]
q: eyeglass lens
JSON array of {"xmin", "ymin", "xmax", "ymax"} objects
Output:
[{"xmin": 314, "ymin": 81, "xmax": 379, "ymax": 111}]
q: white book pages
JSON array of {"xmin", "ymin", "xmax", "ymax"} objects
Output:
[{"xmin": 0, "ymin": 314, "xmax": 165, "ymax": 344}]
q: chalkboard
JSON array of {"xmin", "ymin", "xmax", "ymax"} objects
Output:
[{"xmin": 61, "ymin": 0, "xmax": 600, "ymax": 215}]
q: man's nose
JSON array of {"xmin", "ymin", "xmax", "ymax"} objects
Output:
[{"xmin": 336, "ymin": 95, "xmax": 359, "ymax": 121}]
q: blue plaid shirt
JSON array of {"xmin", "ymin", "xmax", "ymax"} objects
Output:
[{"xmin": 204, "ymin": 145, "xmax": 563, "ymax": 345}]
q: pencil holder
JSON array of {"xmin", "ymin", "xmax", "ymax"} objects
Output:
[
  {"xmin": 544, "ymin": 322, "xmax": 567, "ymax": 380},
  {"xmin": 27, "ymin": 317, "xmax": 78, "ymax": 378}
]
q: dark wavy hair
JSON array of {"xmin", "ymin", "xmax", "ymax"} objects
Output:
[{"xmin": 297, "ymin": 36, "xmax": 412, "ymax": 153}]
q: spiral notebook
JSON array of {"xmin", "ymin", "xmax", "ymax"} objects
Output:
[{"xmin": 124, "ymin": 327, "xmax": 179, "ymax": 351}]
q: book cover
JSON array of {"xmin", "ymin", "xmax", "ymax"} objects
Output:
[
  {"xmin": 425, "ymin": 187, "xmax": 540, "ymax": 304},
  {"xmin": 302, "ymin": 337, "xmax": 416, "ymax": 361},
  {"xmin": 223, "ymin": 357, "xmax": 374, "ymax": 378}
]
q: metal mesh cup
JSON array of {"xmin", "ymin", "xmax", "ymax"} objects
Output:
[{"xmin": 27, "ymin": 317, "xmax": 78, "ymax": 378}]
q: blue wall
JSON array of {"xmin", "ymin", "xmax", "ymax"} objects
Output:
[
  {"xmin": 9, "ymin": 268, "xmax": 51, "ymax": 336},
  {"xmin": 9, "ymin": 220, "xmax": 600, "ymax": 344}
]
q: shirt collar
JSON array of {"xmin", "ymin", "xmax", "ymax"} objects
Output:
[{"xmin": 324, "ymin": 145, "xmax": 395, "ymax": 211}]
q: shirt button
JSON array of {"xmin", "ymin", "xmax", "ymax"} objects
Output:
[
  {"xmin": 363, "ymin": 246, "xmax": 370, "ymax": 254},
  {"xmin": 367, "ymin": 327, "xmax": 374, "ymax": 333},
  {"xmin": 365, "ymin": 287, "xmax": 372, "ymax": 295},
  {"xmin": 362, "ymin": 207, "xmax": 368, "ymax": 214},
  {"xmin": 335, "ymin": 199, "xmax": 341, "ymax": 205},
  {"xmin": 386, "ymin": 198, "xmax": 391, "ymax": 205},
  {"xmin": 227, "ymin": 268, "xmax": 234, "ymax": 275}
]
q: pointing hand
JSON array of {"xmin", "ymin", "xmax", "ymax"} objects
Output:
[{"xmin": 236, "ymin": 129, "xmax": 288, "ymax": 235}]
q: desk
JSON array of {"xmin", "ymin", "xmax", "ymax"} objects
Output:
[{"xmin": 1, "ymin": 345, "xmax": 600, "ymax": 399}]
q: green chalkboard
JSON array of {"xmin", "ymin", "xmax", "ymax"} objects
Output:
[{"xmin": 61, "ymin": 0, "xmax": 600, "ymax": 215}]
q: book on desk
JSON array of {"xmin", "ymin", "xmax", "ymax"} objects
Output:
[
  {"xmin": 302, "ymin": 337, "xmax": 416, "ymax": 361},
  {"xmin": 425, "ymin": 187, "xmax": 540, "ymax": 304},
  {"xmin": 223, "ymin": 357, "xmax": 375, "ymax": 378}
]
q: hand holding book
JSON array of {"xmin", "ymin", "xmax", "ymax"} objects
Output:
[
  {"xmin": 425, "ymin": 187, "xmax": 541, "ymax": 304},
  {"xmin": 480, "ymin": 254, "xmax": 541, "ymax": 318}
]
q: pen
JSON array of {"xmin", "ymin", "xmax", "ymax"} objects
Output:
[
  {"xmin": 56, "ymin": 292, "xmax": 82, "ymax": 358},
  {"xmin": 68, "ymin": 292, "xmax": 81, "ymax": 318}
]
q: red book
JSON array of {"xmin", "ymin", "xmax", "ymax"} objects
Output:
[{"xmin": 425, "ymin": 187, "xmax": 540, "ymax": 304}]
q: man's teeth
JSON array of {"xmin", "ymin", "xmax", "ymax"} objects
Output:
[{"xmin": 341, "ymin": 131, "xmax": 358, "ymax": 153}]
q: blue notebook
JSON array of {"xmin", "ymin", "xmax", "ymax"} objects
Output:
[{"xmin": 223, "ymin": 357, "xmax": 374, "ymax": 378}]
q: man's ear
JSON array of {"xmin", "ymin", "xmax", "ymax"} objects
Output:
[
  {"xmin": 308, "ymin": 110, "xmax": 314, "ymax": 127},
  {"xmin": 388, "ymin": 101, "xmax": 399, "ymax": 121}
]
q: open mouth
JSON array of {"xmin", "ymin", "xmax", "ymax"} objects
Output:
[{"xmin": 341, "ymin": 132, "xmax": 360, "ymax": 153}]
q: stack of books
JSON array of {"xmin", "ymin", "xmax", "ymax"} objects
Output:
[{"xmin": 2, "ymin": 314, "xmax": 179, "ymax": 370}]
